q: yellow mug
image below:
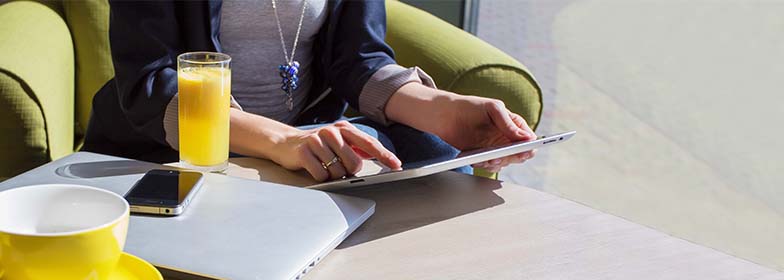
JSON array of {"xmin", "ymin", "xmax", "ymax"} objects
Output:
[{"xmin": 0, "ymin": 184, "xmax": 129, "ymax": 280}]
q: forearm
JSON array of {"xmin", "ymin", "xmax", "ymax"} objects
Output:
[
  {"xmin": 229, "ymin": 108, "xmax": 299, "ymax": 162},
  {"xmin": 384, "ymin": 82, "xmax": 460, "ymax": 138}
]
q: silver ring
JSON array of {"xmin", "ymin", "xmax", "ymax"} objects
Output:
[{"xmin": 321, "ymin": 156, "xmax": 341, "ymax": 170}]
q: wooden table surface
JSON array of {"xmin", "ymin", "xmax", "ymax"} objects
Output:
[{"xmin": 220, "ymin": 158, "xmax": 784, "ymax": 280}]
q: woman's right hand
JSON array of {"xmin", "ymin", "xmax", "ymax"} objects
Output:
[{"xmin": 271, "ymin": 120, "xmax": 402, "ymax": 182}]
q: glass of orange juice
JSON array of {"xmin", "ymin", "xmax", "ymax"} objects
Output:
[{"xmin": 177, "ymin": 52, "xmax": 231, "ymax": 172}]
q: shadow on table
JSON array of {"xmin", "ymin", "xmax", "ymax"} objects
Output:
[
  {"xmin": 333, "ymin": 172, "xmax": 505, "ymax": 249},
  {"xmin": 227, "ymin": 157, "xmax": 391, "ymax": 188},
  {"xmin": 227, "ymin": 157, "xmax": 318, "ymax": 187},
  {"xmin": 54, "ymin": 160, "xmax": 178, "ymax": 179},
  {"xmin": 224, "ymin": 157, "xmax": 505, "ymax": 250}
]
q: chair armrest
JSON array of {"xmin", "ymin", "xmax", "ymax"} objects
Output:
[
  {"xmin": 386, "ymin": 0, "xmax": 543, "ymax": 130},
  {"xmin": 0, "ymin": 1, "xmax": 75, "ymax": 163}
]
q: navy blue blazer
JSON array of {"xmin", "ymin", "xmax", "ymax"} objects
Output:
[{"xmin": 83, "ymin": 0, "xmax": 397, "ymax": 163}]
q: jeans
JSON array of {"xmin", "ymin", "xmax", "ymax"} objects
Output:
[{"xmin": 298, "ymin": 117, "xmax": 472, "ymax": 174}]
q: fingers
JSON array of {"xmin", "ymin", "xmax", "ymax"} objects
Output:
[
  {"xmin": 339, "ymin": 124, "xmax": 402, "ymax": 170},
  {"xmin": 318, "ymin": 126, "xmax": 363, "ymax": 175},
  {"xmin": 351, "ymin": 146, "xmax": 374, "ymax": 159},
  {"xmin": 472, "ymin": 158, "xmax": 508, "ymax": 171},
  {"xmin": 507, "ymin": 150, "xmax": 535, "ymax": 164},
  {"xmin": 297, "ymin": 143, "xmax": 330, "ymax": 182},
  {"xmin": 305, "ymin": 134, "xmax": 348, "ymax": 181},
  {"xmin": 472, "ymin": 150, "xmax": 537, "ymax": 171},
  {"xmin": 486, "ymin": 101, "xmax": 529, "ymax": 141},
  {"xmin": 509, "ymin": 112, "xmax": 536, "ymax": 141},
  {"xmin": 298, "ymin": 121, "xmax": 401, "ymax": 181}
]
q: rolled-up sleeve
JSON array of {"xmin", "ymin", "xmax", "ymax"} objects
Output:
[{"xmin": 358, "ymin": 64, "xmax": 437, "ymax": 125}]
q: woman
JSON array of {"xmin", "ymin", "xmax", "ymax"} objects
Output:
[{"xmin": 83, "ymin": 0, "xmax": 536, "ymax": 181}]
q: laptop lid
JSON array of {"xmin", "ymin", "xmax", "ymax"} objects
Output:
[{"xmin": 0, "ymin": 152, "xmax": 375, "ymax": 280}]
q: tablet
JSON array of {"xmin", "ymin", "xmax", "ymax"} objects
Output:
[{"xmin": 306, "ymin": 131, "xmax": 576, "ymax": 191}]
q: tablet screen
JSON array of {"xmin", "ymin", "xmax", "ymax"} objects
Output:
[{"xmin": 402, "ymin": 135, "xmax": 546, "ymax": 170}]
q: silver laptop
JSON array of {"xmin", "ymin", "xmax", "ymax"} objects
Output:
[
  {"xmin": 308, "ymin": 131, "xmax": 576, "ymax": 191},
  {"xmin": 0, "ymin": 152, "xmax": 374, "ymax": 280}
]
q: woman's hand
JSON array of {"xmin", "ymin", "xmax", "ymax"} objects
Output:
[
  {"xmin": 386, "ymin": 83, "xmax": 537, "ymax": 173},
  {"xmin": 437, "ymin": 95, "xmax": 537, "ymax": 172},
  {"xmin": 228, "ymin": 109, "xmax": 400, "ymax": 182},
  {"xmin": 271, "ymin": 121, "xmax": 402, "ymax": 182}
]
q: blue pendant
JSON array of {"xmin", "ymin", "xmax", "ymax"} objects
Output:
[{"xmin": 278, "ymin": 61, "xmax": 300, "ymax": 111}]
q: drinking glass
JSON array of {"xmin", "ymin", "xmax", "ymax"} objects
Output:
[{"xmin": 177, "ymin": 52, "xmax": 231, "ymax": 172}]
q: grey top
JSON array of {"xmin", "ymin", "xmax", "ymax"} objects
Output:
[
  {"xmin": 163, "ymin": 0, "xmax": 437, "ymax": 149},
  {"xmin": 221, "ymin": 0, "xmax": 327, "ymax": 124}
]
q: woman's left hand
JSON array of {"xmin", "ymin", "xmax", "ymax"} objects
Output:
[
  {"xmin": 434, "ymin": 94, "xmax": 537, "ymax": 172},
  {"xmin": 386, "ymin": 83, "xmax": 538, "ymax": 173}
]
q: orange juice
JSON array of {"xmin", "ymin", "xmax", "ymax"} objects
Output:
[{"xmin": 178, "ymin": 67, "xmax": 231, "ymax": 167}]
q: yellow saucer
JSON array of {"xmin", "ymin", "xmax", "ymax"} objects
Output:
[{"xmin": 110, "ymin": 252, "xmax": 163, "ymax": 280}]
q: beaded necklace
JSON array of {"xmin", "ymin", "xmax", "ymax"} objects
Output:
[{"xmin": 271, "ymin": 0, "xmax": 308, "ymax": 111}]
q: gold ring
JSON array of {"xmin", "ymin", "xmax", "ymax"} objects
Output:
[{"xmin": 321, "ymin": 156, "xmax": 341, "ymax": 170}]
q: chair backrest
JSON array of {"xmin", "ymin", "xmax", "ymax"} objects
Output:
[
  {"xmin": 0, "ymin": 1, "xmax": 74, "ymax": 180},
  {"xmin": 59, "ymin": 0, "xmax": 114, "ymax": 141}
]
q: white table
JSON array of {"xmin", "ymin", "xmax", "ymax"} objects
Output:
[
  {"xmin": 2, "ymin": 153, "xmax": 780, "ymax": 279},
  {"xmin": 222, "ymin": 157, "xmax": 784, "ymax": 279}
]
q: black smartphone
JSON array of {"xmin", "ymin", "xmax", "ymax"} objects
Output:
[{"xmin": 124, "ymin": 169, "xmax": 205, "ymax": 216}]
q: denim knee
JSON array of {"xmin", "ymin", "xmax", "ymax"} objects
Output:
[{"xmin": 348, "ymin": 118, "xmax": 471, "ymax": 174}]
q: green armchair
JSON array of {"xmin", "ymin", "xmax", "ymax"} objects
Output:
[{"xmin": 0, "ymin": 0, "xmax": 542, "ymax": 180}]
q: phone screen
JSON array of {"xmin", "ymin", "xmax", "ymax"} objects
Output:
[{"xmin": 125, "ymin": 169, "xmax": 203, "ymax": 206}]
